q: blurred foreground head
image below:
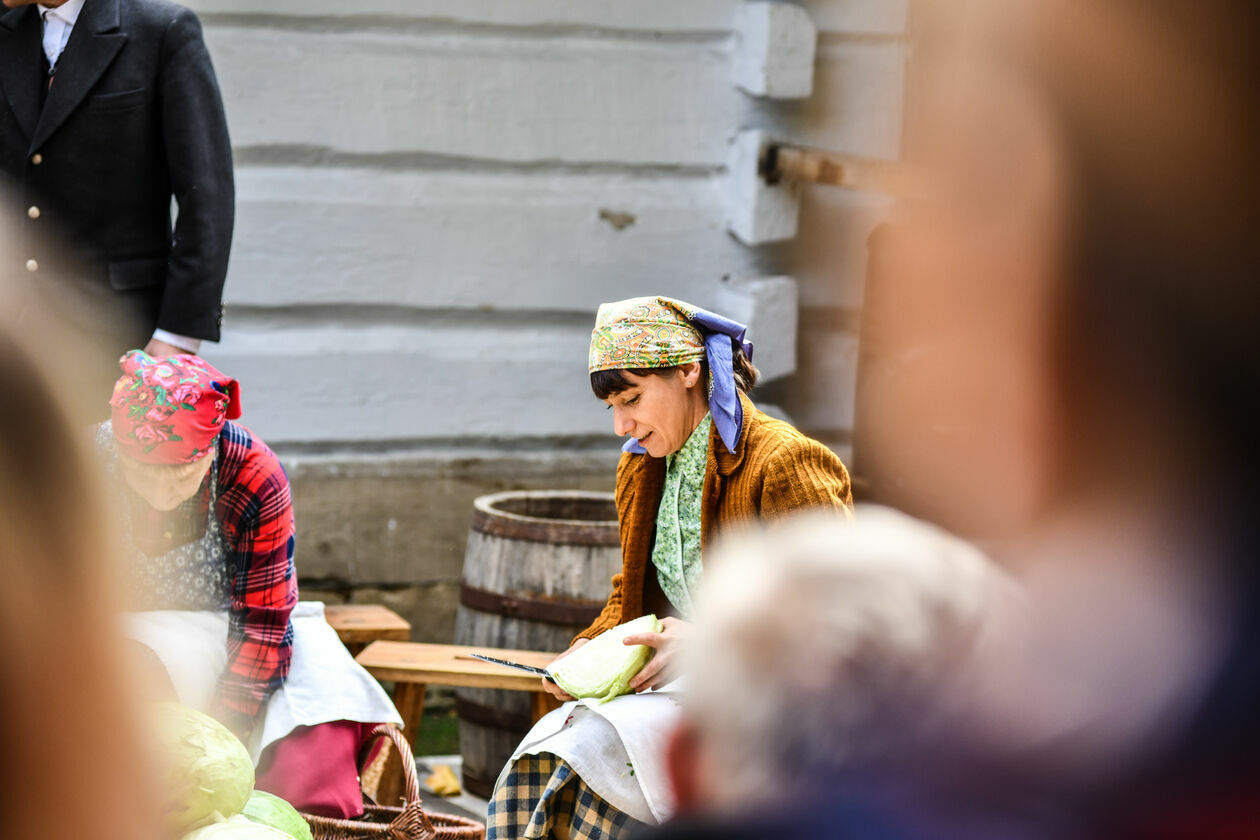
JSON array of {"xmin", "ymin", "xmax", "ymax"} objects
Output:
[
  {"xmin": 861, "ymin": 0, "xmax": 1259, "ymax": 539},
  {"xmin": 667, "ymin": 509, "xmax": 1014, "ymax": 814},
  {"xmin": 0, "ymin": 213, "xmax": 162, "ymax": 839},
  {"xmin": 849, "ymin": 0, "xmax": 1260, "ymax": 830}
]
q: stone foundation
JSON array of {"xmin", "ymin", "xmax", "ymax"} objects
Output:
[{"xmin": 283, "ymin": 445, "xmax": 619, "ymax": 641}]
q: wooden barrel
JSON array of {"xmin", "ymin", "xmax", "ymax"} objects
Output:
[{"xmin": 453, "ymin": 490, "xmax": 621, "ymax": 799}]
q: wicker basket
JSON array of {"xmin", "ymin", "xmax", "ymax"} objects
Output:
[{"xmin": 302, "ymin": 725, "xmax": 484, "ymax": 840}]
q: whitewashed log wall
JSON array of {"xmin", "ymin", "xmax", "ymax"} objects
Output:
[
  {"xmin": 193, "ymin": 0, "xmax": 905, "ymax": 450},
  {"xmin": 185, "ymin": 0, "xmax": 908, "ymax": 633}
]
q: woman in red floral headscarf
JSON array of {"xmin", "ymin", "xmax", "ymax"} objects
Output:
[
  {"xmin": 105, "ymin": 350, "xmax": 293, "ymax": 731},
  {"xmin": 99, "ymin": 350, "xmax": 400, "ymax": 818}
]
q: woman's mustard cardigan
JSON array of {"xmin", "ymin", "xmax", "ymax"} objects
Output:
[{"xmin": 576, "ymin": 394, "xmax": 853, "ymax": 640}]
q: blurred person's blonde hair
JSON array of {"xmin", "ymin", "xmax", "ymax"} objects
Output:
[
  {"xmin": 674, "ymin": 507, "xmax": 1016, "ymax": 809},
  {"xmin": 0, "ymin": 217, "xmax": 162, "ymax": 839},
  {"xmin": 845, "ymin": 0, "xmax": 1260, "ymax": 810},
  {"xmin": 858, "ymin": 0, "xmax": 1260, "ymax": 539}
]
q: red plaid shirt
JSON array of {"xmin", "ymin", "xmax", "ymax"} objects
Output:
[
  {"xmin": 211, "ymin": 421, "xmax": 298, "ymax": 722},
  {"xmin": 107, "ymin": 417, "xmax": 297, "ymax": 734}
]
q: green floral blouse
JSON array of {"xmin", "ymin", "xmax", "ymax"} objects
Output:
[{"xmin": 651, "ymin": 413, "xmax": 711, "ymax": 619}]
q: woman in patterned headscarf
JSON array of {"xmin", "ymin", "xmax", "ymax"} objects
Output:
[
  {"xmin": 100, "ymin": 349, "xmax": 400, "ymax": 818},
  {"xmin": 486, "ymin": 297, "xmax": 853, "ymax": 839}
]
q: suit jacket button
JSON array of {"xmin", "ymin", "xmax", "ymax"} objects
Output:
[
  {"xmin": 25, "ymin": 259, "xmax": 39, "ymax": 272},
  {"xmin": 27, "ymin": 206, "xmax": 40, "ymax": 219},
  {"xmin": 30, "ymin": 153, "xmax": 43, "ymax": 165}
]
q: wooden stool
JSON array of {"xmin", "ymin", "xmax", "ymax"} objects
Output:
[
  {"xmin": 355, "ymin": 641, "xmax": 563, "ymax": 805},
  {"xmin": 323, "ymin": 604, "xmax": 411, "ymax": 655}
]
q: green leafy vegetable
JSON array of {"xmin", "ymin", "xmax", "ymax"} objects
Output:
[
  {"xmin": 241, "ymin": 791, "xmax": 312, "ymax": 840},
  {"xmin": 182, "ymin": 815, "xmax": 298, "ymax": 839},
  {"xmin": 154, "ymin": 703, "xmax": 255, "ymax": 834},
  {"xmin": 552, "ymin": 614, "xmax": 662, "ymax": 703}
]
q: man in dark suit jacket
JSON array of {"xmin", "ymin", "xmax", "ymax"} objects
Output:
[{"xmin": 0, "ymin": 0, "xmax": 233, "ymax": 357}]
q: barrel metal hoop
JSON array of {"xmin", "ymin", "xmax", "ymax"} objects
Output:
[
  {"xmin": 459, "ymin": 582, "xmax": 605, "ymax": 627},
  {"xmin": 454, "ymin": 695, "xmax": 535, "ymax": 734},
  {"xmin": 469, "ymin": 500, "xmax": 620, "ymax": 547}
]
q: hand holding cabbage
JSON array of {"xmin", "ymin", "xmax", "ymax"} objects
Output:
[
  {"xmin": 623, "ymin": 616, "xmax": 689, "ymax": 693},
  {"xmin": 542, "ymin": 638, "xmax": 589, "ymax": 702},
  {"xmin": 544, "ymin": 615, "xmax": 684, "ymax": 703}
]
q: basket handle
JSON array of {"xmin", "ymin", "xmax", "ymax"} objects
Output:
[{"xmin": 371, "ymin": 724, "xmax": 437, "ymax": 838}]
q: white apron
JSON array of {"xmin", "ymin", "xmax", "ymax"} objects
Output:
[
  {"xmin": 498, "ymin": 680, "xmax": 686, "ymax": 825},
  {"xmin": 124, "ymin": 602, "xmax": 401, "ymax": 762}
]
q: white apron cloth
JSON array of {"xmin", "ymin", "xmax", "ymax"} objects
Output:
[
  {"xmin": 124, "ymin": 601, "xmax": 401, "ymax": 763},
  {"xmin": 499, "ymin": 681, "xmax": 686, "ymax": 825}
]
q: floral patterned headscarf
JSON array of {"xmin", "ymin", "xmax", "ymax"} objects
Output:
[
  {"xmin": 589, "ymin": 296, "xmax": 754, "ymax": 454},
  {"xmin": 109, "ymin": 350, "xmax": 241, "ymax": 464}
]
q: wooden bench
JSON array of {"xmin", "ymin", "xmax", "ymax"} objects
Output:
[
  {"xmin": 355, "ymin": 641, "xmax": 563, "ymax": 804},
  {"xmin": 323, "ymin": 604, "xmax": 411, "ymax": 655}
]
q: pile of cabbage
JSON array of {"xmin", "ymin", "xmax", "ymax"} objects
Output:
[
  {"xmin": 154, "ymin": 703, "xmax": 313, "ymax": 840},
  {"xmin": 551, "ymin": 614, "xmax": 662, "ymax": 703}
]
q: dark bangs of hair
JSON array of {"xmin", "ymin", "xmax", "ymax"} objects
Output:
[
  {"xmin": 590, "ymin": 367, "xmax": 669, "ymax": 400},
  {"xmin": 590, "ymin": 342, "xmax": 759, "ymax": 400}
]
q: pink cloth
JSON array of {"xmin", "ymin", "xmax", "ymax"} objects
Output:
[{"xmin": 254, "ymin": 720, "xmax": 384, "ymax": 818}]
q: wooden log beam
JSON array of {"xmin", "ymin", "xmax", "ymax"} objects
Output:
[{"xmin": 761, "ymin": 142, "xmax": 909, "ymax": 195}]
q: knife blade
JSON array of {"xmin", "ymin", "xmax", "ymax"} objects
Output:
[{"xmin": 470, "ymin": 653, "xmax": 556, "ymax": 683}]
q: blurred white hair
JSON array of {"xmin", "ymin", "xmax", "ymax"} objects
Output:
[{"xmin": 683, "ymin": 505, "xmax": 1018, "ymax": 806}]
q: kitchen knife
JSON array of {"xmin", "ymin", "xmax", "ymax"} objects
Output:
[{"xmin": 470, "ymin": 653, "xmax": 557, "ymax": 684}]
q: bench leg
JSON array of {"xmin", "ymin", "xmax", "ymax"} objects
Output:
[
  {"xmin": 377, "ymin": 682, "xmax": 426, "ymax": 807},
  {"xmin": 530, "ymin": 691, "xmax": 562, "ymax": 722}
]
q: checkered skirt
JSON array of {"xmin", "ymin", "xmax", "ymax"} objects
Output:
[{"xmin": 487, "ymin": 753, "xmax": 646, "ymax": 840}]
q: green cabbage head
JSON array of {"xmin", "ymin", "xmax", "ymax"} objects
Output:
[
  {"xmin": 241, "ymin": 791, "xmax": 312, "ymax": 840},
  {"xmin": 182, "ymin": 815, "xmax": 298, "ymax": 840},
  {"xmin": 552, "ymin": 614, "xmax": 662, "ymax": 703},
  {"xmin": 154, "ymin": 703, "xmax": 255, "ymax": 834}
]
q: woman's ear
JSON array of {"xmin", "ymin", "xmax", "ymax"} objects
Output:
[{"xmin": 682, "ymin": 361, "xmax": 702, "ymax": 388}]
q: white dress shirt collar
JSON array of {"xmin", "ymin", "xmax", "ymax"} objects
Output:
[{"xmin": 40, "ymin": 0, "xmax": 86, "ymax": 26}]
